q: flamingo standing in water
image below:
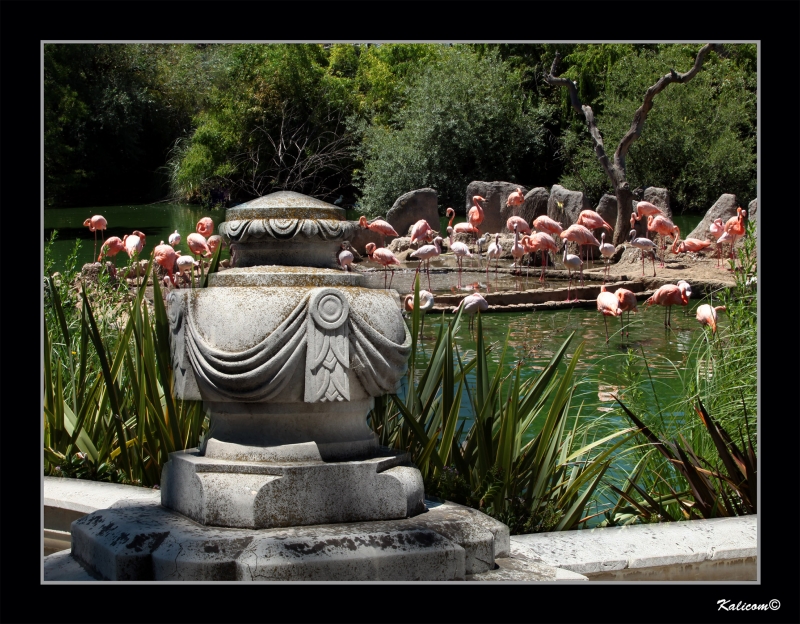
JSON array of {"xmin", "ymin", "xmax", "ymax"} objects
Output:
[
  {"xmin": 559, "ymin": 224, "xmax": 600, "ymax": 269},
  {"xmin": 597, "ymin": 285, "xmax": 622, "ymax": 343},
  {"xmin": 647, "ymin": 215, "xmax": 680, "ymax": 267},
  {"xmin": 468, "ymin": 196, "xmax": 486, "ymax": 233},
  {"xmin": 403, "ymin": 289, "xmax": 435, "ymax": 338},
  {"xmin": 724, "ymin": 207, "xmax": 747, "ymax": 262},
  {"xmin": 628, "ymin": 229, "xmax": 658, "ymax": 277},
  {"xmin": 615, "ymin": 288, "xmax": 638, "ymax": 338},
  {"xmin": 644, "ymin": 282, "xmax": 690, "ymax": 328},
  {"xmin": 452, "ymin": 290, "xmax": 488, "ymax": 337},
  {"xmin": 709, "ymin": 218, "xmax": 725, "ymax": 267},
  {"xmin": 97, "ymin": 236, "xmax": 124, "ymax": 263},
  {"xmin": 599, "ymin": 232, "xmax": 616, "ymax": 284},
  {"xmin": 510, "ymin": 224, "xmax": 525, "ymax": 275},
  {"xmin": 409, "ymin": 235, "xmax": 443, "ymax": 291},
  {"xmin": 365, "ymin": 243, "xmax": 401, "ymax": 289},
  {"xmin": 447, "ymin": 227, "xmax": 472, "ymax": 287},
  {"xmin": 576, "ymin": 210, "xmax": 612, "ymax": 266},
  {"xmin": 154, "ymin": 242, "xmax": 179, "ymax": 287},
  {"xmin": 562, "ymin": 243, "xmax": 583, "ymax": 302},
  {"xmin": 83, "ymin": 215, "xmax": 107, "ymax": 259},
  {"xmin": 359, "ymin": 215, "xmax": 398, "ymax": 247},
  {"xmin": 485, "ymin": 233, "xmax": 502, "ymax": 278},
  {"xmin": 696, "ymin": 304, "xmax": 726, "ymax": 334},
  {"xmin": 338, "ymin": 241, "xmax": 355, "ymax": 272},
  {"xmin": 475, "ymin": 233, "xmax": 492, "ymax": 267},
  {"xmin": 677, "ymin": 280, "xmax": 692, "ymax": 316},
  {"xmin": 524, "ymin": 231, "xmax": 559, "ymax": 283}
]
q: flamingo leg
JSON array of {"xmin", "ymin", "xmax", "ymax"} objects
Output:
[
  {"xmin": 603, "ymin": 315, "xmax": 609, "ymax": 344},
  {"xmin": 427, "ymin": 260, "xmax": 432, "ymax": 291},
  {"xmin": 388, "ymin": 267, "xmax": 395, "ymax": 290},
  {"xmin": 651, "ymin": 252, "xmax": 656, "ymax": 277}
]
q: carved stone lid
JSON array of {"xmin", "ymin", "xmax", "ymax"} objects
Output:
[{"xmin": 226, "ymin": 191, "xmax": 346, "ymax": 221}]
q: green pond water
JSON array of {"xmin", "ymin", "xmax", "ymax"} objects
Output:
[{"xmin": 45, "ymin": 203, "xmax": 709, "ymax": 512}]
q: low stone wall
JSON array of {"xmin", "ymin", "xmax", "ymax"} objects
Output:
[{"xmin": 43, "ymin": 477, "xmax": 756, "ymax": 582}]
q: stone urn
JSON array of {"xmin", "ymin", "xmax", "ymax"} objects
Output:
[{"xmin": 161, "ymin": 191, "xmax": 425, "ymax": 529}]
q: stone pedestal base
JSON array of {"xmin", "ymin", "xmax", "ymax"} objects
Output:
[
  {"xmin": 57, "ymin": 498, "xmax": 512, "ymax": 581},
  {"xmin": 160, "ymin": 445, "xmax": 426, "ymax": 529}
]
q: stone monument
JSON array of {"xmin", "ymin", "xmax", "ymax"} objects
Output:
[{"xmin": 59, "ymin": 191, "xmax": 511, "ymax": 581}]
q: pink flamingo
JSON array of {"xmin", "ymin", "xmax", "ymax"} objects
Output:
[
  {"xmin": 365, "ymin": 242, "xmax": 401, "ymax": 289},
  {"xmin": 559, "ymin": 224, "xmax": 600, "ymax": 268},
  {"xmin": 447, "ymin": 227, "xmax": 472, "ymax": 287},
  {"xmin": 561, "ymin": 242, "xmax": 583, "ymax": 302},
  {"xmin": 647, "ymin": 215, "xmax": 680, "ymax": 267},
  {"xmin": 724, "ymin": 207, "xmax": 747, "ymax": 261},
  {"xmin": 409, "ymin": 235, "xmax": 443, "ymax": 291},
  {"xmin": 631, "ymin": 201, "xmax": 664, "ymax": 238},
  {"xmin": 97, "ymin": 236, "xmax": 124, "ymax": 262},
  {"xmin": 338, "ymin": 241, "xmax": 355, "ymax": 272},
  {"xmin": 709, "ymin": 218, "xmax": 725, "ymax": 267},
  {"xmin": 696, "ymin": 304, "xmax": 726, "ymax": 334},
  {"xmin": 672, "ymin": 237, "xmax": 712, "ymax": 254},
  {"xmin": 533, "ymin": 215, "xmax": 563, "ymax": 237},
  {"xmin": 506, "ymin": 215, "xmax": 531, "ymax": 235},
  {"xmin": 628, "ymin": 229, "xmax": 657, "ymax": 277},
  {"xmin": 599, "ymin": 232, "xmax": 616, "ymax": 284},
  {"xmin": 206, "ymin": 234, "xmax": 225, "ymax": 254},
  {"xmin": 597, "ymin": 285, "xmax": 622, "ymax": 343},
  {"xmin": 485, "ymin": 233, "xmax": 502, "ymax": 278},
  {"xmin": 359, "ymin": 215, "xmax": 398, "ymax": 247},
  {"xmin": 445, "ymin": 208, "xmax": 480, "ymax": 236},
  {"xmin": 122, "ymin": 233, "xmax": 143, "ymax": 259},
  {"xmin": 154, "ymin": 242, "xmax": 179, "ymax": 286},
  {"xmin": 524, "ymin": 231, "xmax": 559, "ymax": 283},
  {"xmin": 576, "ymin": 210, "xmax": 613, "ymax": 232},
  {"xmin": 168, "ymin": 229, "xmax": 181, "ymax": 247},
  {"xmin": 83, "ymin": 215, "xmax": 107, "ymax": 259},
  {"xmin": 644, "ymin": 282, "xmax": 690, "ymax": 328},
  {"xmin": 615, "ymin": 288, "xmax": 638, "ymax": 337},
  {"xmin": 715, "ymin": 231, "xmax": 734, "ymax": 268},
  {"xmin": 506, "ymin": 187, "xmax": 525, "ymax": 207},
  {"xmin": 187, "ymin": 232, "xmax": 212, "ymax": 258},
  {"xmin": 403, "ymin": 289, "xmax": 435, "ymax": 337},
  {"xmin": 467, "ymin": 196, "xmax": 486, "ymax": 233},
  {"xmin": 452, "ymin": 290, "xmax": 488, "ymax": 337},
  {"xmin": 409, "ymin": 219, "xmax": 437, "ymax": 246},
  {"xmin": 196, "ymin": 217, "xmax": 214, "ymax": 237}
]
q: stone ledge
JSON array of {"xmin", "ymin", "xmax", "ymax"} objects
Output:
[
  {"xmin": 44, "ymin": 476, "xmax": 161, "ymax": 518},
  {"xmin": 510, "ymin": 515, "xmax": 757, "ymax": 577}
]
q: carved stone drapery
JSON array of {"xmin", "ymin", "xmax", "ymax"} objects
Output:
[
  {"xmin": 167, "ymin": 288, "xmax": 411, "ymax": 404},
  {"xmin": 220, "ymin": 218, "xmax": 358, "ymax": 244}
]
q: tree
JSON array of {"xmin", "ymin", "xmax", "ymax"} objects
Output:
[{"xmin": 545, "ymin": 43, "xmax": 724, "ymax": 245}]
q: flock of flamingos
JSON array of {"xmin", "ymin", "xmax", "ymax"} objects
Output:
[{"xmin": 82, "ymin": 190, "xmax": 746, "ymax": 343}]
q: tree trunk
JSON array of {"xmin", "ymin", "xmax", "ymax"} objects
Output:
[{"xmin": 545, "ymin": 44, "xmax": 722, "ymax": 246}]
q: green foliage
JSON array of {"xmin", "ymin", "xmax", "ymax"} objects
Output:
[
  {"xmin": 556, "ymin": 44, "xmax": 757, "ymax": 213},
  {"xmin": 369, "ymin": 276, "xmax": 635, "ymax": 534},
  {"xmin": 354, "ymin": 45, "xmax": 557, "ymax": 216},
  {"xmin": 44, "ymin": 244, "xmax": 209, "ymax": 487}
]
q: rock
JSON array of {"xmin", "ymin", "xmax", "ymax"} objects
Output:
[
  {"xmin": 686, "ymin": 193, "xmax": 741, "ymax": 241},
  {"xmin": 747, "ymin": 198, "xmax": 758, "ymax": 231},
  {"xmin": 547, "ymin": 185, "xmax": 592, "ymax": 229},
  {"xmin": 595, "ymin": 194, "xmax": 619, "ymax": 233},
  {"xmin": 79, "ymin": 261, "xmax": 118, "ymax": 285},
  {"xmin": 500, "ymin": 187, "xmax": 548, "ymax": 229},
  {"xmin": 387, "ymin": 236, "xmax": 413, "ymax": 254},
  {"xmin": 465, "ymin": 181, "xmax": 529, "ymax": 235},
  {"xmin": 385, "ymin": 188, "xmax": 440, "ymax": 242}
]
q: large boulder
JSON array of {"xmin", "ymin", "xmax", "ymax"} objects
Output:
[
  {"xmin": 546, "ymin": 185, "xmax": 592, "ymax": 229},
  {"xmin": 385, "ymin": 188, "xmax": 440, "ymax": 242},
  {"xmin": 747, "ymin": 198, "xmax": 758, "ymax": 225},
  {"xmin": 465, "ymin": 181, "xmax": 528, "ymax": 235},
  {"xmin": 500, "ymin": 187, "xmax": 549, "ymax": 230},
  {"xmin": 686, "ymin": 193, "xmax": 741, "ymax": 241},
  {"xmin": 595, "ymin": 194, "xmax": 619, "ymax": 234}
]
